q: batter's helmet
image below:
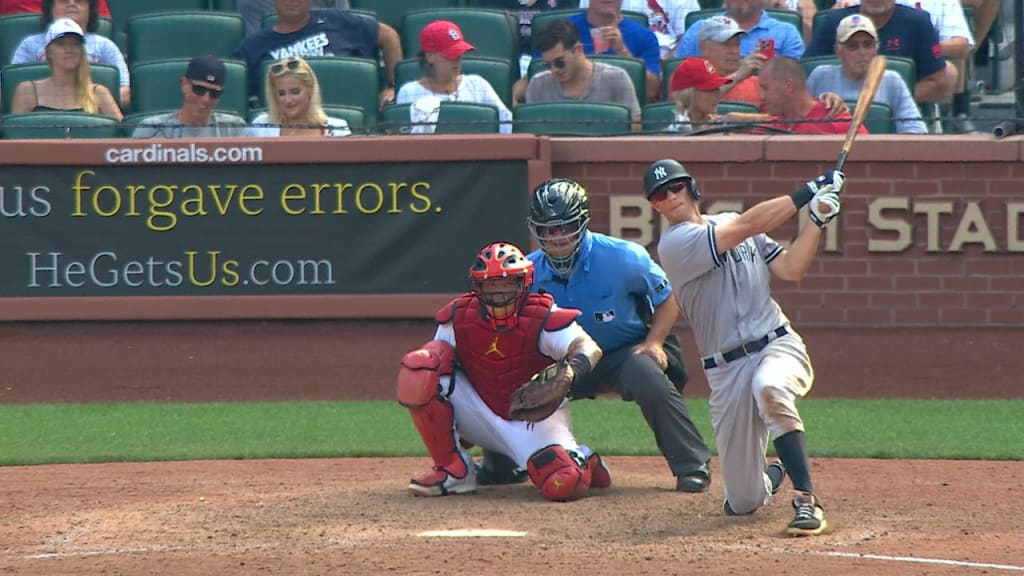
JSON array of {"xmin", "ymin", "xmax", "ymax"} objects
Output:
[
  {"xmin": 643, "ymin": 159, "xmax": 700, "ymax": 201},
  {"xmin": 528, "ymin": 179, "xmax": 590, "ymax": 276},
  {"xmin": 469, "ymin": 242, "xmax": 535, "ymax": 330}
]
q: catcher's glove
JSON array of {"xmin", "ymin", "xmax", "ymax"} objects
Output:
[{"xmin": 509, "ymin": 359, "xmax": 575, "ymax": 423}]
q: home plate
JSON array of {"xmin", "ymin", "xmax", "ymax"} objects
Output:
[{"xmin": 418, "ymin": 529, "xmax": 528, "ymax": 538}]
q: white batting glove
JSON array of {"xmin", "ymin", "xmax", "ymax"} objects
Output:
[{"xmin": 809, "ymin": 191, "xmax": 841, "ymax": 228}]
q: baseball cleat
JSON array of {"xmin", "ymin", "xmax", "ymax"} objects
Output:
[
  {"xmin": 408, "ymin": 467, "xmax": 477, "ymax": 497},
  {"xmin": 676, "ymin": 462, "xmax": 711, "ymax": 493},
  {"xmin": 586, "ymin": 452, "xmax": 612, "ymax": 489},
  {"xmin": 787, "ymin": 491, "xmax": 827, "ymax": 536}
]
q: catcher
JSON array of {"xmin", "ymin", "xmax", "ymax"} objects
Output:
[{"xmin": 397, "ymin": 241, "xmax": 611, "ymax": 501}]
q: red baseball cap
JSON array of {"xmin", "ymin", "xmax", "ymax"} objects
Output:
[
  {"xmin": 420, "ymin": 20, "xmax": 475, "ymax": 59},
  {"xmin": 670, "ymin": 58, "xmax": 732, "ymax": 93}
]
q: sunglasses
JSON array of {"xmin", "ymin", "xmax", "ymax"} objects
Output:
[
  {"xmin": 543, "ymin": 56, "xmax": 567, "ymax": 70},
  {"xmin": 648, "ymin": 180, "xmax": 688, "ymax": 203},
  {"xmin": 843, "ymin": 39, "xmax": 877, "ymax": 51},
  {"xmin": 271, "ymin": 59, "xmax": 302, "ymax": 75},
  {"xmin": 190, "ymin": 82, "xmax": 223, "ymax": 99}
]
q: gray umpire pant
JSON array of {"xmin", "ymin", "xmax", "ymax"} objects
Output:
[{"xmin": 570, "ymin": 335, "xmax": 711, "ymax": 477}]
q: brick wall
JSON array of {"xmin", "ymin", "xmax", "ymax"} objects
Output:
[{"xmin": 550, "ymin": 136, "xmax": 1024, "ymax": 327}]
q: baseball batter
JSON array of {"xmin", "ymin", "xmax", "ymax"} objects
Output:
[
  {"xmin": 642, "ymin": 159, "xmax": 843, "ymax": 536},
  {"xmin": 397, "ymin": 242, "xmax": 611, "ymax": 501}
]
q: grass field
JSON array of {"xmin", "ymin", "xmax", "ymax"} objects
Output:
[{"xmin": 1, "ymin": 398, "xmax": 1021, "ymax": 465}]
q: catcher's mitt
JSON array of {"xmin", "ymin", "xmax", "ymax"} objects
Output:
[{"xmin": 509, "ymin": 359, "xmax": 575, "ymax": 422}]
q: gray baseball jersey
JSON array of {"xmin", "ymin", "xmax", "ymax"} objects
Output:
[{"xmin": 656, "ymin": 212, "xmax": 790, "ymax": 358}]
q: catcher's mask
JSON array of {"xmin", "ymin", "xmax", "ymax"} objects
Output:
[
  {"xmin": 469, "ymin": 242, "xmax": 535, "ymax": 330},
  {"xmin": 527, "ymin": 178, "xmax": 590, "ymax": 277},
  {"xmin": 643, "ymin": 159, "xmax": 700, "ymax": 201}
]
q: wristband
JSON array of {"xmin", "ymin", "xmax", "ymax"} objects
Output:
[{"xmin": 789, "ymin": 186, "xmax": 814, "ymax": 209}]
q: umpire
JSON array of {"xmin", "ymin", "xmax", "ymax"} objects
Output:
[{"xmin": 522, "ymin": 178, "xmax": 711, "ymax": 491}]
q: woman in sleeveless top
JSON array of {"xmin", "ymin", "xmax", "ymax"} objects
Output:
[
  {"xmin": 248, "ymin": 56, "xmax": 350, "ymax": 138},
  {"xmin": 10, "ymin": 17, "xmax": 122, "ymax": 119}
]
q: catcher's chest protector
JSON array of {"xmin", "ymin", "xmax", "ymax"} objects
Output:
[{"xmin": 450, "ymin": 294, "xmax": 557, "ymax": 399}]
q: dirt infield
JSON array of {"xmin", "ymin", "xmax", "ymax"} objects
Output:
[{"xmin": 0, "ymin": 321, "xmax": 1021, "ymax": 575}]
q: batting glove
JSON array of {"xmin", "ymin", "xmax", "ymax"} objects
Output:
[
  {"xmin": 805, "ymin": 170, "xmax": 845, "ymax": 197},
  {"xmin": 809, "ymin": 191, "xmax": 841, "ymax": 228}
]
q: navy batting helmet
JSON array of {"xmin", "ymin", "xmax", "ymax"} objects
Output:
[{"xmin": 643, "ymin": 159, "xmax": 700, "ymax": 201}]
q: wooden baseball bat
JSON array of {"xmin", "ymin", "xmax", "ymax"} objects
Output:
[{"xmin": 818, "ymin": 55, "xmax": 887, "ymax": 215}]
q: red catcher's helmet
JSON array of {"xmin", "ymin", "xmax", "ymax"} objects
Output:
[{"xmin": 469, "ymin": 242, "xmax": 534, "ymax": 330}]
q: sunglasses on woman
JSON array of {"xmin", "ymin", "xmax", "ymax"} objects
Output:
[
  {"xmin": 648, "ymin": 180, "xmax": 688, "ymax": 203},
  {"xmin": 190, "ymin": 82, "xmax": 223, "ymax": 99},
  {"xmin": 270, "ymin": 58, "xmax": 302, "ymax": 75}
]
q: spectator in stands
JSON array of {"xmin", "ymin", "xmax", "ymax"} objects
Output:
[
  {"xmin": 10, "ymin": 0, "xmax": 129, "ymax": 108},
  {"xmin": 237, "ymin": 0, "xmax": 349, "ymax": 37},
  {"xmin": 579, "ymin": 0, "xmax": 700, "ymax": 61},
  {"xmin": 233, "ymin": 0, "xmax": 402, "ymax": 110},
  {"xmin": 805, "ymin": 0, "xmax": 953, "ymax": 103},
  {"xmin": 249, "ymin": 56, "xmax": 351, "ymax": 137},
  {"xmin": 667, "ymin": 57, "xmax": 732, "ymax": 133},
  {"xmin": 526, "ymin": 19, "xmax": 641, "ymax": 130},
  {"xmin": 132, "ymin": 54, "xmax": 247, "ymax": 138},
  {"xmin": 10, "ymin": 18, "xmax": 121, "ymax": 118},
  {"xmin": 566, "ymin": 0, "xmax": 661, "ymax": 103},
  {"xmin": 764, "ymin": 0, "xmax": 817, "ymax": 44},
  {"xmin": 477, "ymin": 0, "xmax": 578, "ymax": 77},
  {"xmin": 687, "ymin": 15, "xmax": 765, "ymax": 105},
  {"xmin": 675, "ymin": 0, "xmax": 805, "ymax": 60},
  {"xmin": 0, "ymin": 0, "xmax": 108, "ymax": 16},
  {"xmin": 395, "ymin": 20, "xmax": 513, "ymax": 134},
  {"xmin": 759, "ymin": 56, "xmax": 865, "ymax": 133},
  {"xmin": 807, "ymin": 14, "xmax": 927, "ymax": 133},
  {"xmin": 828, "ymin": 0, "xmax": 974, "ymax": 131}
]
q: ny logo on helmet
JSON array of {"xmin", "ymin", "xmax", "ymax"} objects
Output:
[{"xmin": 654, "ymin": 166, "xmax": 667, "ymax": 179}]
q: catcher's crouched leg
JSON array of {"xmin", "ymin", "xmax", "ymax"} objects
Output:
[{"xmin": 526, "ymin": 444, "xmax": 592, "ymax": 501}]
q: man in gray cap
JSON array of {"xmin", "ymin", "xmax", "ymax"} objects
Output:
[
  {"xmin": 674, "ymin": 0, "xmax": 804, "ymax": 60},
  {"xmin": 686, "ymin": 15, "xmax": 764, "ymax": 105},
  {"xmin": 132, "ymin": 54, "xmax": 248, "ymax": 139}
]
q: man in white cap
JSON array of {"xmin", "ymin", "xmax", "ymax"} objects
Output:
[
  {"xmin": 806, "ymin": 14, "xmax": 927, "ymax": 133},
  {"xmin": 675, "ymin": 0, "xmax": 805, "ymax": 60},
  {"xmin": 132, "ymin": 54, "xmax": 247, "ymax": 138}
]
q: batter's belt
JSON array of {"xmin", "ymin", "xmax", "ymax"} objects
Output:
[{"xmin": 702, "ymin": 326, "xmax": 789, "ymax": 370}]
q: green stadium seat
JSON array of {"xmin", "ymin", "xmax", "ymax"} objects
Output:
[
  {"xmin": 661, "ymin": 56, "xmax": 684, "ymax": 100},
  {"xmin": 130, "ymin": 58, "xmax": 248, "ymax": 118},
  {"xmin": 1, "ymin": 63, "xmax": 122, "ymax": 114},
  {"xmin": 717, "ymin": 99, "xmax": 761, "ymax": 114},
  {"xmin": 1, "ymin": 111, "xmax": 120, "ymax": 139},
  {"xmin": 375, "ymin": 101, "xmax": 500, "ymax": 134},
  {"xmin": 127, "ymin": 11, "xmax": 245, "ymax": 67},
  {"xmin": 378, "ymin": 102, "xmax": 413, "ymax": 134},
  {"xmin": 349, "ymin": 0, "xmax": 461, "ymax": 32},
  {"xmin": 324, "ymin": 105, "xmax": 368, "ymax": 133},
  {"xmin": 641, "ymin": 101, "xmax": 678, "ymax": 132},
  {"xmin": 400, "ymin": 9, "xmax": 519, "ymax": 75},
  {"xmin": 96, "ymin": 16, "xmax": 113, "ymax": 38},
  {"xmin": 211, "ymin": 0, "xmax": 238, "ymax": 10},
  {"xmin": 259, "ymin": 56, "xmax": 380, "ymax": 125},
  {"xmin": 395, "ymin": 56, "xmax": 515, "ymax": 110},
  {"xmin": 847, "ymin": 100, "xmax": 894, "ymax": 134},
  {"xmin": 105, "ymin": 0, "xmax": 209, "ymax": 36},
  {"xmin": 512, "ymin": 101, "xmax": 631, "ymax": 135},
  {"xmin": 0, "ymin": 14, "xmax": 39, "ymax": 66}
]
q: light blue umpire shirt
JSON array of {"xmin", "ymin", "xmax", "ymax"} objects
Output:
[{"xmin": 528, "ymin": 231, "xmax": 672, "ymax": 354}]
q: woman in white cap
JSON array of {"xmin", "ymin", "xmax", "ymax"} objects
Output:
[
  {"xmin": 10, "ymin": 17, "xmax": 121, "ymax": 119},
  {"xmin": 395, "ymin": 19, "xmax": 513, "ymax": 134},
  {"xmin": 11, "ymin": 0, "xmax": 130, "ymax": 108},
  {"xmin": 249, "ymin": 56, "xmax": 351, "ymax": 137}
]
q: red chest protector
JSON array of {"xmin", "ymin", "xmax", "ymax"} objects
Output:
[{"xmin": 437, "ymin": 292, "xmax": 579, "ymax": 420}]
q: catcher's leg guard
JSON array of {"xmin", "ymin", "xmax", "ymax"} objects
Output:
[
  {"xmin": 527, "ymin": 445, "xmax": 591, "ymax": 502},
  {"xmin": 397, "ymin": 341, "xmax": 473, "ymax": 496}
]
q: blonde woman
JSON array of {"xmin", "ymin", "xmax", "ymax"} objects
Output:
[
  {"xmin": 249, "ymin": 56, "xmax": 351, "ymax": 138},
  {"xmin": 10, "ymin": 17, "xmax": 122, "ymax": 119}
]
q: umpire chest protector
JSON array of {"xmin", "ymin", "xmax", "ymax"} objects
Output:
[{"xmin": 438, "ymin": 293, "xmax": 577, "ymax": 418}]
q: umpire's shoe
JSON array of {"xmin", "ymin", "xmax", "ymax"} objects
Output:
[
  {"xmin": 787, "ymin": 491, "xmax": 827, "ymax": 536},
  {"xmin": 676, "ymin": 462, "xmax": 711, "ymax": 493}
]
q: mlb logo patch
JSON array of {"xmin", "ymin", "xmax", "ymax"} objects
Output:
[{"xmin": 594, "ymin": 310, "xmax": 616, "ymax": 323}]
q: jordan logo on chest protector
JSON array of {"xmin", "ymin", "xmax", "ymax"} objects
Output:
[{"xmin": 485, "ymin": 336, "xmax": 505, "ymax": 358}]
